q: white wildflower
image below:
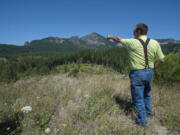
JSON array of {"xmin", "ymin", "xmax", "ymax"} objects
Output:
[
  {"xmin": 62, "ymin": 124, "xmax": 67, "ymax": 127},
  {"xmin": 84, "ymin": 94, "xmax": 89, "ymax": 98},
  {"xmin": 45, "ymin": 128, "xmax": 51, "ymax": 134},
  {"xmin": 21, "ymin": 106, "xmax": 32, "ymax": 113}
]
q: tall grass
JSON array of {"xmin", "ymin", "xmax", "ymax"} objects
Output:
[{"xmin": 0, "ymin": 64, "xmax": 179, "ymax": 135}]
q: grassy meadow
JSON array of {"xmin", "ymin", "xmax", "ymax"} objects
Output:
[{"xmin": 0, "ymin": 64, "xmax": 179, "ymax": 135}]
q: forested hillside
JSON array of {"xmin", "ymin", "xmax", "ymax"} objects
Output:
[{"xmin": 0, "ymin": 47, "xmax": 179, "ymax": 85}]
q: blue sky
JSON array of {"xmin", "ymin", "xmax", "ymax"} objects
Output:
[{"xmin": 0, "ymin": 0, "xmax": 180, "ymax": 45}]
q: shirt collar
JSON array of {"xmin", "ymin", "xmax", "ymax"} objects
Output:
[{"xmin": 138, "ymin": 35, "xmax": 147, "ymax": 39}]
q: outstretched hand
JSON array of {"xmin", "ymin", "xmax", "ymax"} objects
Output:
[
  {"xmin": 106, "ymin": 35, "xmax": 121, "ymax": 42},
  {"xmin": 107, "ymin": 35, "xmax": 113, "ymax": 39}
]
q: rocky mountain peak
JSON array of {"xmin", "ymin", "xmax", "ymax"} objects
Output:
[{"xmin": 80, "ymin": 32, "xmax": 108, "ymax": 45}]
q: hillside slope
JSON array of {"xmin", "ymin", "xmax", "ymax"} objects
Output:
[{"xmin": 0, "ymin": 64, "xmax": 179, "ymax": 135}]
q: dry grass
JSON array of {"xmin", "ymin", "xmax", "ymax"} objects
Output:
[{"xmin": 0, "ymin": 64, "xmax": 179, "ymax": 135}]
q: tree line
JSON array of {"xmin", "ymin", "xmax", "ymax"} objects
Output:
[{"xmin": 0, "ymin": 47, "xmax": 179, "ymax": 85}]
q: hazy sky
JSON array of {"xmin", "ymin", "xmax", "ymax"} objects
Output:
[{"xmin": 0, "ymin": 0, "xmax": 180, "ymax": 45}]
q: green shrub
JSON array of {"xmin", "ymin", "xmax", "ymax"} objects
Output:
[{"xmin": 154, "ymin": 53, "xmax": 180, "ymax": 85}]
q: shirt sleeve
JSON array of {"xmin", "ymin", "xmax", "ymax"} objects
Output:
[
  {"xmin": 156, "ymin": 42, "xmax": 165, "ymax": 60},
  {"xmin": 121, "ymin": 39, "xmax": 132, "ymax": 49}
]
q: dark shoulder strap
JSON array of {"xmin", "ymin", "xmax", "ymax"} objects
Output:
[{"xmin": 137, "ymin": 38, "xmax": 150, "ymax": 69}]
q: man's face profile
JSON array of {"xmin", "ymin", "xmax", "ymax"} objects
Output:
[{"xmin": 134, "ymin": 27, "xmax": 138, "ymax": 39}]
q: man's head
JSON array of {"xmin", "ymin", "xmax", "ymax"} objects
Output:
[{"xmin": 134, "ymin": 23, "xmax": 148, "ymax": 38}]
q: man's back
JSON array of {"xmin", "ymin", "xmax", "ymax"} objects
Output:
[
  {"xmin": 107, "ymin": 23, "xmax": 165, "ymax": 126},
  {"xmin": 121, "ymin": 35, "xmax": 164, "ymax": 70}
]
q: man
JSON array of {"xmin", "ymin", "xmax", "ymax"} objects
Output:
[{"xmin": 107, "ymin": 23, "xmax": 165, "ymax": 126}]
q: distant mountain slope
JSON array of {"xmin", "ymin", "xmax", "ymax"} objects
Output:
[
  {"xmin": 0, "ymin": 33, "xmax": 179, "ymax": 56},
  {"xmin": 156, "ymin": 39, "xmax": 180, "ymax": 53},
  {"xmin": 0, "ymin": 44, "xmax": 31, "ymax": 56},
  {"xmin": 156, "ymin": 38, "xmax": 180, "ymax": 45},
  {"xmin": 0, "ymin": 33, "xmax": 117, "ymax": 56}
]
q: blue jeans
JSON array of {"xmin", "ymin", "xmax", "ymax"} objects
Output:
[{"xmin": 129, "ymin": 69, "xmax": 154, "ymax": 126}]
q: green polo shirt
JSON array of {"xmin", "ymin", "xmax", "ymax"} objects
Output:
[{"xmin": 121, "ymin": 35, "xmax": 165, "ymax": 70}]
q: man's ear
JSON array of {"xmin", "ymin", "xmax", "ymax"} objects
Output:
[{"xmin": 137, "ymin": 30, "xmax": 141, "ymax": 35}]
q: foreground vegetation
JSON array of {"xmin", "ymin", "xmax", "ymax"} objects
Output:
[
  {"xmin": 0, "ymin": 46, "xmax": 179, "ymax": 134},
  {"xmin": 154, "ymin": 52, "xmax": 180, "ymax": 85},
  {"xmin": 0, "ymin": 64, "xmax": 179, "ymax": 135}
]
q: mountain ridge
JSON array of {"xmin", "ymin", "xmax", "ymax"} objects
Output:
[{"xmin": 0, "ymin": 32, "xmax": 180, "ymax": 56}]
